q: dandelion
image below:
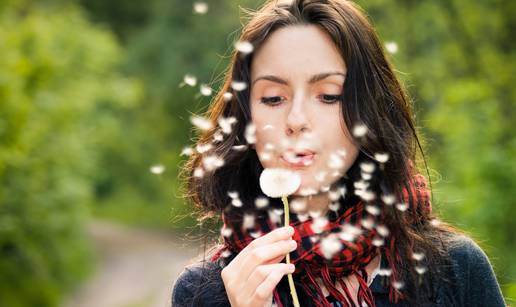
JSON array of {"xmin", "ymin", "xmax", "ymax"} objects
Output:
[
  {"xmin": 259, "ymin": 168, "xmax": 301, "ymax": 307},
  {"xmin": 150, "ymin": 164, "xmax": 165, "ymax": 175},
  {"xmin": 396, "ymin": 202, "xmax": 408, "ymax": 212},
  {"xmin": 321, "ymin": 235, "xmax": 342, "ymax": 259},
  {"xmin": 193, "ymin": 1, "xmax": 208, "ymax": 14},
  {"xmin": 193, "ymin": 167, "xmax": 205, "ymax": 178},
  {"xmin": 202, "ymin": 155, "xmax": 224, "ymax": 171},
  {"xmin": 374, "ymin": 152, "xmax": 390, "ymax": 163},
  {"xmin": 352, "ymin": 123, "xmax": 368, "ymax": 138},
  {"xmin": 180, "ymin": 146, "xmax": 194, "ymax": 156},
  {"xmin": 231, "ymin": 80, "xmax": 248, "ymax": 91},
  {"xmin": 196, "ymin": 143, "xmax": 213, "ymax": 153},
  {"xmin": 190, "ymin": 115, "xmax": 213, "ymax": 131},
  {"xmin": 182, "ymin": 74, "xmax": 197, "ymax": 87},
  {"xmin": 385, "ymin": 41, "xmax": 398, "ymax": 54},
  {"xmin": 235, "ymin": 40, "xmax": 254, "ymax": 55},
  {"xmin": 200, "ymin": 84, "xmax": 213, "ymax": 96},
  {"xmin": 255, "ymin": 196, "xmax": 269, "ymax": 209},
  {"xmin": 245, "ymin": 123, "xmax": 256, "ymax": 144},
  {"xmin": 218, "ymin": 116, "xmax": 237, "ymax": 134}
]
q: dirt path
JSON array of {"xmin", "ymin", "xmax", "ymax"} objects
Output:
[{"xmin": 63, "ymin": 220, "xmax": 204, "ymax": 307}]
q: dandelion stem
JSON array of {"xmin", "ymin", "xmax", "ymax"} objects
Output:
[{"xmin": 281, "ymin": 196, "xmax": 300, "ymax": 307}]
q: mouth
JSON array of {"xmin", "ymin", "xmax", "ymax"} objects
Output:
[{"xmin": 281, "ymin": 149, "xmax": 316, "ymax": 167}]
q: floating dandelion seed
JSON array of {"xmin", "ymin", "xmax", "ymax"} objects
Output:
[
  {"xmin": 200, "ymin": 84, "xmax": 213, "ymax": 96},
  {"xmin": 202, "ymin": 155, "xmax": 224, "ymax": 171},
  {"xmin": 297, "ymin": 213, "xmax": 309, "ymax": 222},
  {"xmin": 264, "ymin": 143, "xmax": 276, "ymax": 151},
  {"xmin": 180, "ymin": 146, "xmax": 194, "ymax": 156},
  {"xmin": 221, "ymin": 250, "xmax": 232, "ymax": 258},
  {"xmin": 393, "ymin": 280, "xmax": 405, "ymax": 290},
  {"xmin": 150, "ymin": 164, "xmax": 165, "ymax": 175},
  {"xmin": 243, "ymin": 214, "xmax": 255, "ymax": 229},
  {"xmin": 315, "ymin": 171, "xmax": 327, "ymax": 182},
  {"xmin": 329, "ymin": 189, "xmax": 341, "ymax": 201},
  {"xmin": 320, "ymin": 185, "xmax": 331, "ymax": 192},
  {"xmin": 321, "ymin": 235, "xmax": 342, "ymax": 259},
  {"xmin": 385, "ymin": 41, "xmax": 398, "ymax": 54},
  {"xmin": 329, "ymin": 202, "xmax": 340, "ymax": 212},
  {"xmin": 299, "ymin": 187, "xmax": 318, "ymax": 196},
  {"xmin": 182, "ymin": 74, "xmax": 197, "ymax": 87},
  {"xmin": 328, "ymin": 153, "xmax": 344, "ymax": 169},
  {"xmin": 337, "ymin": 149, "xmax": 347, "ymax": 156},
  {"xmin": 231, "ymin": 198, "xmax": 243, "ymax": 207},
  {"xmin": 222, "ymin": 92, "xmax": 233, "ymax": 101},
  {"xmin": 213, "ymin": 131, "xmax": 223, "ymax": 142},
  {"xmin": 250, "ymin": 231, "xmax": 262, "ymax": 239},
  {"xmin": 235, "ymin": 40, "xmax": 254, "ymax": 54},
  {"xmin": 352, "ymin": 123, "xmax": 368, "ymax": 137},
  {"xmin": 396, "ymin": 202, "xmax": 408, "ymax": 212},
  {"xmin": 366, "ymin": 205, "xmax": 381, "ymax": 216},
  {"xmin": 196, "ymin": 143, "xmax": 213, "ymax": 153},
  {"xmin": 267, "ymin": 209, "xmax": 282, "ymax": 224},
  {"xmin": 193, "ymin": 167, "xmax": 204, "ymax": 178},
  {"xmin": 259, "ymin": 151, "xmax": 273, "ymax": 161},
  {"xmin": 415, "ymin": 266, "xmax": 428, "ymax": 275},
  {"xmin": 374, "ymin": 152, "xmax": 390, "ymax": 163},
  {"xmin": 331, "ymin": 170, "xmax": 342, "ymax": 177},
  {"xmin": 308, "ymin": 210, "xmax": 323, "ymax": 219},
  {"xmin": 245, "ymin": 123, "xmax": 256, "ymax": 144},
  {"xmin": 360, "ymin": 162, "xmax": 376, "ymax": 173},
  {"xmin": 412, "ymin": 252, "xmax": 425, "ymax": 261},
  {"xmin": 372, "ymin": 237, "xmax": 384, "ymax": 247},
  {"xmin": 361, "ymin": 172, "xmax": 372, "ymax": 180},
  {"xmin": 339, "ymin": 186, "xmax": 347, "ymax": 197},
  {"xmin": 290, "ymin": 199, "xmax": 307, "ymax": 213},
  {"xmin": 310, "ymin": 236, "xmax": 320, "ymax": 244},
  {"xmin": 263, "ymin": 124, "xmax": 275, "ymax": 130},
  {"xmin": 221, "ymin": 227, "xmax": 233, "ymax": 237},
  {"xmin": 231, "ymin": 80, "xmax": 247, "ymax": 91},
  {"xmin": 339, "ymin": 224, "xmax": 362, "ymax": 242},
  {"xmin": 382, "ymin": 194, "xmax": 396, "ymax": 205},
  {"xmin": 361, "ymin": 217, "xmax": 375, "ymax": 229},
  {"xmin": 354, "ymin": 180, "xmax": 369, "ymax": 190},
  {"xmin": 218, "ymin": 116, "xmax": 237, "ymax": 134},
  {"xmin": 273, "ymin": 208, "xmax": 284, "ymax": 216},
  {"xmin": 430, "ymin": 219, "xmax": 441, "ymax": 227},
  {"xmin": 190, "ymin": 115, "xmax": 213, "ymax": 131},
  {"xmin": 379, "ymin": 268, "xmax": 393, "ymax": 277},
  {"xmin": 193, "ymin": 1, "xmax": 208, "ymax": 14},
  {"xmin": 255, "ymin": 196, "xmax": 269, "ymax": 209},
  {"xmin": 376, "ymin": 225, "xmax": 390, "ymax": 237},
  {"xmin": 360, "ymin": 190, "xmax": 376, "ymax": 202},
  {"xmin": 232, "ymin": 145, "xmax": 248, "ymax": 151},
  {"xmin": 311, "ymin": 217, "xmax": 329, "ymax": 234},
  {"xmin": 228, "ymin": 191, "xmax": 239, "ymax": 199}
]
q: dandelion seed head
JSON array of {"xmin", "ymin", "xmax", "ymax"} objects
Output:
[
  {"xmin": 396, "ymin": 202, "xmax": 408, "ymax": 212},
  {"xmin": 222, "ymin": 92, "xmax": 233, "ymax": 101},
  {"xmin": 200, "ymin": 84, "xmax": 213, "ymax": 96},
  {"xmin": 150, "ymin": 164, "xmax": 165, "ymax": 175},
  {"xmin": 231, "ymin": 80, "xmax": 247, "ymax": 91},
  {"xmin": 259, "ymin": 168, "xmax": 301, "ymax": 198},
  {"xmin": 321, "ymin": 235, "xmax": 342, "ymax": 259},
  {"xmin": 352, "ymin": 123, "xmax": 368, "ymax": 138},
  {"xmin": 193, "ymin": 167, "xmax": 204, "ymax": 178},
  {"xmin": 180, "ymin": 146, "xmax": 194, "ymax": 156},
  {"xmin": 190, "ymin": 115, "xmax": 213, "ymax": 131},
  {"xmin": 254, "ymin": 196, "xmax": 269, "ymax": 209},
  {"xmin": 245, "ymin": 123, "xmax": 256, "ymax": 144},
  {"xmin": 382, "ymin": 194, "xmax": 396, "ymax": 205},
  {"xmin": 193, "ymin": 1, "xmax": 208, "ymax": 14},
  {"xmin": 385, "ymin": 41, "xmax": 398, "ymax": 54},
  {"xmin": 234, "ymin": 40, "xmax": 254, "ymax": 54},
  {"xmin": 374, "ymin": 152, "xmax": 390, "ymax": 163},
  {"xmin": 183, "ymin": 74, "xmax": 197, "ymax": 87}
]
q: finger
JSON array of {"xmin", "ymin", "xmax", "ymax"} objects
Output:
[
  {"xmin": 238, "ymin": 239, "xmax": 297, "ymax": 282},
  {"xmin": 240, "ymin": 263, "xmax": 295, "ymax": 300},
  {"xmin": 227, "ymin": 226, "xmax": 294, "ymax": 272},
  {"xmin": 252, "ymin": 266, "xmax": 294, "ymax": 304}
]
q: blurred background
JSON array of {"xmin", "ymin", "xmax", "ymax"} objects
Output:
[{"xmin": 0, "ymin": 0, "xmax": 514, "ymax": 306}]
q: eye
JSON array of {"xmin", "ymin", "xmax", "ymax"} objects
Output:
[
  {"xmin": 318, "ymin": 94, "xmax": 342, "ymax": 104},
  {"xmin": 260, "ymin": 96, "xmax": 285, "ymax": 106}
]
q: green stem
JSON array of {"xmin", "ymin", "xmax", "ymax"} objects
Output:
[{"xmin": 281, "ymin": 196, "xmax": 300, "ymax": 307}]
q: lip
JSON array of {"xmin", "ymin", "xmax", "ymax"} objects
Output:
[{"xmin": 281, "ymin": 149, "xmax": 316, "ymax": 167}]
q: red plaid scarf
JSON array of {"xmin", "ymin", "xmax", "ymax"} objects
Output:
[{"xmin": 211, "ymin": 174, "xmax": 431, "ymax": 307}]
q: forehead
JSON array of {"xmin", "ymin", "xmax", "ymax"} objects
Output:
[{"xmin": 251, "ymin": 25, "xmax": 346, "ymax": 80}]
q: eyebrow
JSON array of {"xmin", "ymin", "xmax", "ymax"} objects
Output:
[{"xmin": 251, "ymin": 71, "xmax": 346, "ymax": 86}]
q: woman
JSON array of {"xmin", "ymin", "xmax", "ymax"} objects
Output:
[{"xmin": 172, "ymin": 0, "xmax": 506, "ymax": 306}]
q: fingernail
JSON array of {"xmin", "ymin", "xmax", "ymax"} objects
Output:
[
  {"xmin": 289, "ymin": 240, "xmax": 297, "ymax": 250},
  {"xmin": 287, "ymin": 264, "xmax": 295, "ymax": 273},
  {"xmin": 286, "ymin": 226, "xmax": 294, "ymax": 235}
]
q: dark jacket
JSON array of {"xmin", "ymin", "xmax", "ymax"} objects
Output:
[{"xmin": 171, "ymin": 234, "xmax": 506, "ymax": 306}]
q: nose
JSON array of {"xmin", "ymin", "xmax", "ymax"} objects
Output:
[{"xmin": 285, "ymin": 94, "xmax": 310, "ymax": 136}]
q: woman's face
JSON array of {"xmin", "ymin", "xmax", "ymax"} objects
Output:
[{"xmin": 250, "ymin": 25, "xmax": 359, "ymax": 196}]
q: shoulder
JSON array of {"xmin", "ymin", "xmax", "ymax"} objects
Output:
[
  {"xmin": 171, "ymin": 260, "xmax": 229, "ymax": 307},
  {"xmin": 440, "ymin": 233, "xmax": 506, "ymax": 306}
]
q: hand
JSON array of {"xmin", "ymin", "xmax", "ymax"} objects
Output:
[{"xmin": 221, "ymin": 226, "xmax": 297, "ymax": 307}]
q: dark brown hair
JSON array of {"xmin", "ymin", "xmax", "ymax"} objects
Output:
[{"xmin": 180, "ymin": 0, "xmax": 459, "ymax": 305}]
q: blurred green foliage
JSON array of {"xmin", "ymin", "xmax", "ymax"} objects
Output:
[{"xmin": 0, "ymin": 0, "xmax": 514, "ymax": 305}]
